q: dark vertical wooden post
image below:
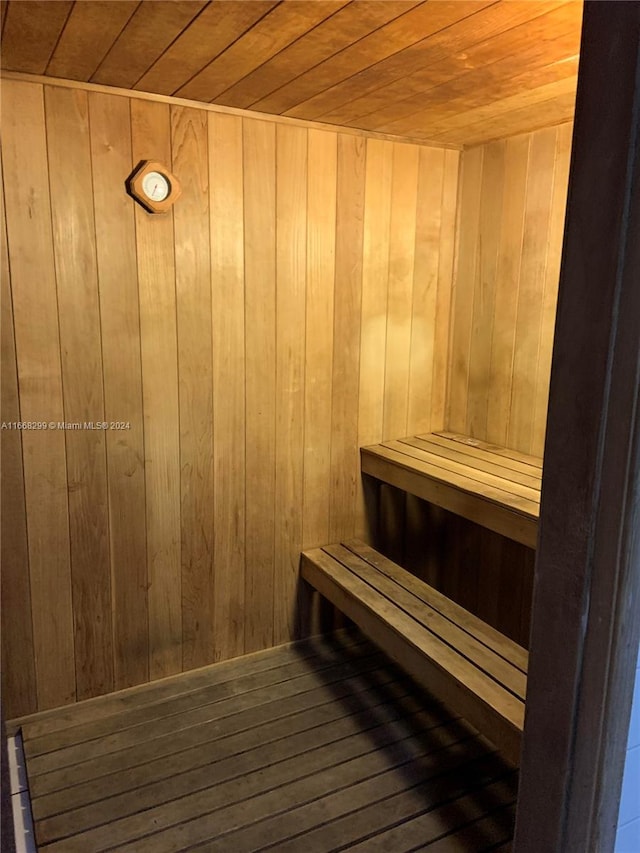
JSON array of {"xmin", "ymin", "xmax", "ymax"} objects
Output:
[{"xmin": 514, "ymin": 3, "xmax": 640, "ymax": 851}]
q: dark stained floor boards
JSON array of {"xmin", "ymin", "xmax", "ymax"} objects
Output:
[{"xmin": 13, "ymin": 631, "xmax": 517, "ymax": 852}]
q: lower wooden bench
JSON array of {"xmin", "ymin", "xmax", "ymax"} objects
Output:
[{"xmin": 301, "ymin": 539, "xmax": 527, "ymax": 766}]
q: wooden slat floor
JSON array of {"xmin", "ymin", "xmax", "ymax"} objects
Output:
[{"xmin": 16, "ymin": 631, "xmax": 517, "ymax": 852}]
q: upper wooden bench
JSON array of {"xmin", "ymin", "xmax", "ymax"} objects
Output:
[{"xmin": 361, "ymin": 431, "xmax": 542, "ymax": 548}]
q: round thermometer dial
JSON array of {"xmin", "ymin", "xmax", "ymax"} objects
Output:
[{"xmin": 141, "ymin": 171, "xmax": 170, "ymax": 202}]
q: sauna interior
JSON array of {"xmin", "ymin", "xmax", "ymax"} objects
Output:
[{"xmin": 0, "ymin": 1, "xmax": 588, "ymax": 850}]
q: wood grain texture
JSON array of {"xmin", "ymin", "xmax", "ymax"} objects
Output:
[
  {"xmin": 91, "ymin": 2, "xmax": 207, "ymax": 89},
  {"xmin": 0, "ymin": 1, "xmax": 581, "ymax": 145},
  {"xmin": 274, "ymin": 124, "xmax": 307, "ymax": 645},
  {"xmin": 172, "ymin": 105, "xmax": 215, "ymax": 670},
  {"xmin": 130, "ymin": 98, "xmax": 182, "ymax": 680},
  {"xmin": 0, "ymin": 154, "xmax": 37, "ymax": 719},
  {"xmin": 302, "ymin": 129, "xmax": 337, "ymax": 549},
  {"xmin": 447, "ymin": 125, "xmax": 572, "ymax": 455},
  {"xmin": 209, "ymin": 112, "xmax": 246, "ymax": 662},
  {"xmin": 1, "ymin": 1, "xmax": 72, "ymax": 73},
  {"xmin": 88, "ymin": 91, "xmax": 149, "ymax": 691},
  {"xmin": 2, "ymin": 77, "xmax": 458, "ymax": 716},
  {"xmin": 329, "ymin": 134, "xmax": 366, "ymax": 541},
  {"xmin": 2, "ymin": 80, "xmax": 76, "ymax": 710},
  {"xmin": 45, "ymin": 1, "xmax": 138, "ymax": 81},
  {"xmin": 45, "ymin": 85, "xmax": 114, "ymax": 701},
  {"xmin": 243, "ymin": 118, "xmax": 277, "ymax": 654}
]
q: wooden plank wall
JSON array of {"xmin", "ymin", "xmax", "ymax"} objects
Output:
[
  {"xmin": 447, "ymin": 122, "xmax": 573, "ymax": 457},
  {"xmin": 0, "ymin": 77, "xmax": 459, "ymax": 717}
]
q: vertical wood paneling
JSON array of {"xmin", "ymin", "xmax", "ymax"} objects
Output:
[
  {"xmin": 130, "ymin": 99, "xmax": 182, "ymax": 680},
  {"xmin": 507, "ymin": 126, "xmax": 557, "ymax": 453},
  {"xmin": 2, "ymin": 78, "xmax": 458, "ymax": 716},
  {"xmin": 382, "ymin": 143, "xmax": 420, "ymax": 440},
  {"xmin": 302, "ymin": 129, "xmax": 337, "ymax": 549},
  {"xmin": 210, "ymin": 112, "xmax": 246, "ymax": 661},
  {"xmin": 274, "ymin": 124, "xmax": 307, "ymax": 645},
  {"xmin": 329, "ymin": 134, "xmax": 366, "ymax": 541},
  {"xmin": 466, "ymin": 140, "xmax": 505, "ymax": 439},
  {"xmin": 448, "ymin": 145, "xmax": 484, "ymax": 434},
  {"xmin": 88, "ymin": 91, "xmax": 148, "ymax": 691},
  {"xmin": 172, "ymin": 105, "xmax": 215, "ymax": 670},
  {"xmin": 486, "ymin": 133, "xmax": 530, "ymax": 447},
  {"xmin": 448, "ymin": 124, "xmax": 571, "ymax": 455},
  {"xmin": 243, "ymin": 119, "xmax": 277, "ymax": 654},
  {"xmin": 356, "ymin": 138, "xmax": 392, "ymax": 540},
  {"xmin": 532, "ymin": 121, "xmax": 573, "ymax": 457},
  {"xmin": 407, "ymin": 146, "xmax": 445, "ymax": 434},
  {"xmin": 431, "ymin": 148, "xmax": 461, "ymax": 430},
  {"xmin": 45, "ymin": 85, "xmax": 114, "ymax": 701},
  {"xmin": 0, "ymin": 155, "xmax": 37, "ymax": 719},
  {"xmin": 2, "ymin": 81, "xmax": 75, "ymax": 710}
]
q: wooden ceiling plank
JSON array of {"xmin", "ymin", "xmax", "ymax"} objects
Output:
[
  {"xmin": 417, "ymin": 64, "xmax": 578, "ymax": 141},
  {"xmin": 176, "ymin": 1, "xmax": 351, "ymax": 102},
  {"xmin": 284, "ymin": 0, "xmax": 566, "ymax": 122},
  {"xmin": 444, "ymin": 91, "xmax": 577, "ymax": 147},
  {"xmin": 133, "ymin": 1, "xmax": 279, "ymax": 96},
  {"xmin": 91, "ymin": 1, "xmax": 207, "ymax": 89},
  {"xmin": 323, "ymin": 1, "xmax": 581, "ymax": 127},
  {"xmin": 215, "ymin": 1, "xmax": 421, "ymax": 110},
  {"xmin": 46, "ymin": 1, "xmax": 140, "ymax": 81},
  {"xmin": 371, "ymin": 28, "xmax": 580, "ymax": 137},
  {"xmin": 1, "ymin": 1, "xmax": 8, "ymax": 38},
  {"xmin": 250, "ymin": 0, "xmax": 465, "ymax": 116},
  {"xmin": 1, "ymin": 0, "xmax": 72, "ymax": 74}
]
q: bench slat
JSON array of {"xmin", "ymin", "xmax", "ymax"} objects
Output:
[
  {"xmin": 361, "ymin": 446, "xmax": 538, "ymax": 548},
  {"xmin": 323, "ymin": 544, "xmax": 526, "ymax": 701},
  {"xmin": 433, "ymin": 432, "xmax": 543, "ymax": 471},
  {"xmin": 301, "ymin": 547, "xmax": 524, "ymax": 765},
  {"xmin": 401, "ymin": 436, "xmax": 542, "ymax": 489},
  {"xmin": 377, "ymin": 441, "xmax": 540, "ymax": 512},
  {"xmin": 342, "ymin": 540, "xmax": 528, "ymax": 674}
]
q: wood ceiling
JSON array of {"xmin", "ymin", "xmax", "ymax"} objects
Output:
[{"xmin": 1, "ymin": 0, "xmax": 583, "ymax": 147}]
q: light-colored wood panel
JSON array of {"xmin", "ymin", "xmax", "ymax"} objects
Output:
[
  {"xmin": 407, "ymin": 146, "xmax": 446, "ymax": 434},
  {"xmin": 46, "ymin": 1, "xmax": 138, "ymax": 81},
  {"xmin": 383, "ymin": 143, "xmax": 420, "ymax": 440},
  {"xmin": 507, "ymin": 127, "xmax": 557, "ymax": 453},
  {"xmin": 243, "ymin": 118, "xmax": 277, "ymax": 653},
  {"xmin": 486, "ymin": 134, "xmax": 530, "ymax": 447},
  {"xmin": 91, "ymin": 2, "xmax": 207, "ymax": 89},
  {"xmin": 172, "ymin": 105, "xmax": 215, "ymax": 671},
  {"xmin": 466, "ymin": 140, "xmax": 506, "ymax": 438},
  {"xmin": 0, "ymin": 156, "xmax": 37, "ymax": 719},
  {"xmin": 431, "ymin": 149, "xmax": 461, "ymax": 429},
  {"xmin": 261, "ymin": 1, "xmax": 477, "ymax": 117},
  {"xmin": 88, "ymin": 91, "xmax": 149, "ymax": 691},
  {"xmin": 1, "ymin": 1, "xmax": 72, "ymax": 73},
  {"xmin": 302, "ymin": 129, "xmax": 337, "ymax": 549},
  {"xmin": 446, "ymin": 124, "xmax": 570, "ymax": 456},
  {"xmin": 274, "ymin": 124, "xmax": 307, "ymax": 645},
  {"xmin": 134, "ymin": 2, "xmax": 278, "ymax": 96},
  {"xmin": 1, "ymin": 80, "xmax": 76, "ymax": 710},
  {"xmin": 329, "ymin": 134, "xmax": 366, "ymax": 541},
  {"xmin": 355, "ymin": 138, "xmax": 393, "ymax": 539},
  {"xmin": 356, "ymin": 3, "xmax": 579, "ymax": 134},
  {"xmin": 210, "ymin": 112, "xmax": 246, "ymax": 662},
  {"xmin": 45, "ymin": 85, "xmax": 114, "ymax": 701},
  {"xmin": 293, "ymin": 0, "xmax": 547, "ymax": 123},
  {"xmin": 448, "ymin": 145, "xmax": 484, "ymax": 433},
  {"xmin": 217, "ymin": 1, "xmax": 417, "ymax": 110},
  {"xmin": 130, "ymin": 98, "xmax": 182, "ymax": 680},
  {"xmin": 177, "ymin": 2, "xmax": 350, "ymax": 102},
  {"xmin": 532, "ymin": 121, "xmax": 573, "ymax": 456}
]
